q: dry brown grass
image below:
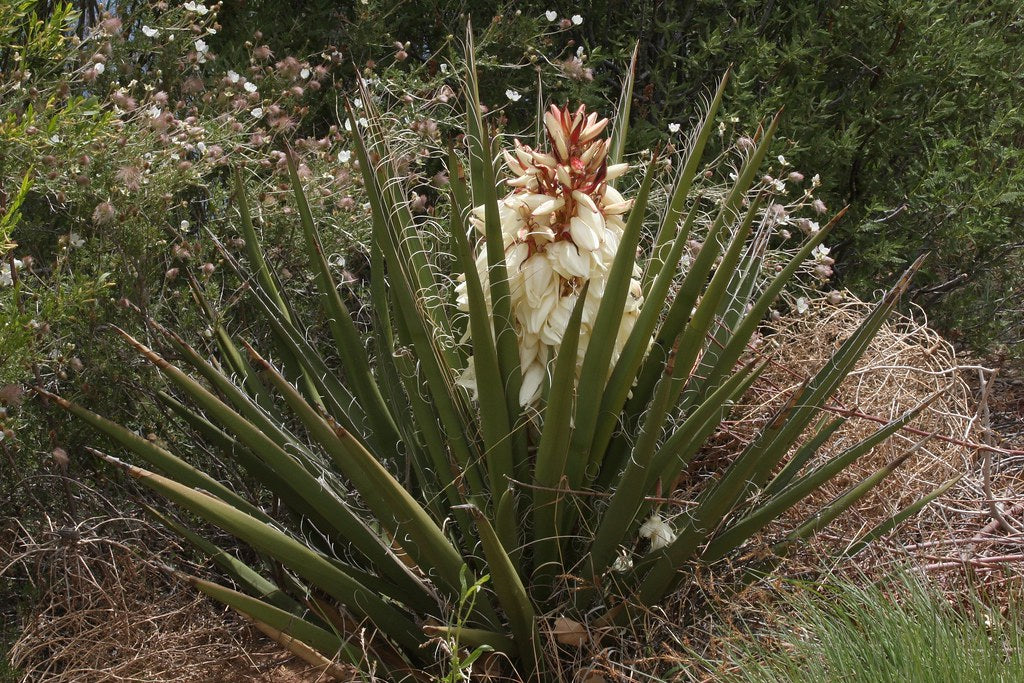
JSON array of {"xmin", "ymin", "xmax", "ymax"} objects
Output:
[
  {"xmin": 2, "ymin": 513, "xmax": 348, "ymax": 682},
  {"xmin": 728, "ymin": 295, "xmax": 1022, "ymax": 585},
  {"xmin": 734, "ymin": 296, "xmax": 973, "ymax": 558}
]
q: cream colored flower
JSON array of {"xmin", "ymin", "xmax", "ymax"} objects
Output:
[
  {"xmin": 458, "ymin": 104, "xmax": 644, "ymax": 406},
  {"xmin": 639, "ymin": 514, "xmax": 676, "ymax": 551}
]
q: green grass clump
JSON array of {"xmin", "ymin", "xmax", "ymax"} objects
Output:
[{"xmin": 719, "ymin": 572, "xmax": 1024, "ymax": 683}]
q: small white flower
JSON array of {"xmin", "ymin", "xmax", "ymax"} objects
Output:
[
  {"xmin": 611, "ymin": 552, "xmax": 633, "ymax": 573},
  {"xmin": 49, "ymin": 134, "xmax": 61, "ymax": 143},
  {"xmin": 353, "ymin": 97, "xmax": 363, "ymax": 109},
  {"xmin": 196, "ymin": 141, "xmax": 207, "ymax": 154},
  {"xmin": 93, "ymin": 62, "xmax": 105, "ymax": 74},
  {"xmin": 358, "ymin": 117, "xmax": 368, "ymax": 128},
  {"xmin": 69, "ymin": 232, "xmax": 84, "ymax": 248},
  {"xmin": 545, "ymin": 10, "xmax": 557, "ymax": 21},
  {"xmin": 771, "ymin": 177, "xmax": 786, "ymax": 192},
  {"xmin": 168, "ymin": 33, "xmax": 175, "ymax": 41},
  {"xmin": 142, "ymin": 25, "xmax": 159, "ymax": 38},
  {"xmin": 147, "ymin": 106, "xmax": 162, "ymax": 118},
  {"xmin": 180, "ymin": 220, "xmax": 191, "ymax": 231},
  {"xmin": 194, "ymin": 39, "xmax": 208, "ymax": 53},
  {"xmin": 183, "ymin": 1, "xmax": 209, "ymax": 14},
  {"xmin": 505, "ymin": 89, "xmax": 522, "ymax": 102},
  {"xmin": 812, "ymin": 244, "xmax": 831, "ymax": 261},
  {"xmin": 795, "ymin": 297, "xmax": 809, "ymax": 315},
  {"xmin": 243, "ymin": 81, "xmax": 258, "ymax": 93},
  {"xmin": 571, "ymin": 14, "xmax": 583, "ymax": 25},
  {"xmin": 227, "ymin": 70, "xmax": 240, "ymax": 83},
  {"xmin": 639, "ymin": 515, "xmax": 676, "ymax": 551},
  {"xmin": 811, "ymin": 173, "xmax": 821, "ymax": 187},
  {"xmin": 439, "ymin": 63, "xmax": 448, "ymax": 73},
  {"xmin": 777, "ymin": 154, "xmax": 789, "ymax": 166},
  {"xmin": 300, "ymin": 67, "xmax": 310, "ymax": 79},
  {"xmin": 250, "ymin": 107, "xmax": 263, "ymax": 118},
  {"xmin": 0, "ymin": 259, "xmax": 24, "ymax": 287},
  {"xmin": 337, "ymin": 150, "xmax": 351, "ymax": 163},
  {"xmin": 667, "ymin": 122, "xmax": 681, "ymax": 134}
]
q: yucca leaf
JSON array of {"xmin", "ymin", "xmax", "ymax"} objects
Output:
[
  {"xmin": 246, "ymin": 345, "xmax": 474, "ymax": 605},
  {"xmin": 188, "ymin": 576, "xmax": 364, "ymax": 665},
  {"xmin": 36, "ymin": 387, "xmax": 268, "ymax": 522},
  {"xmin": 531, "ymin": 283, "xmax": 589, "ymax": 579},
  {"xmin": 146, "ymin": 505, "xmax": 303, "ymax": 615},
  {"xmin": 249, "ymin": 620, "xmax": 361, "ymax": 681},
  {"xmin": 352, "ymin": 83, "xmax": 456, "ymax": 358},
  {"xmin": 211, "ymin": 240, "xmax": 370, "ymax": 440},
  {"xmin": 229, "ymin": 171, "xmax": 333, "ymax": 408},
  {"xmin": 463, "ymin": 24, "xmax": 524, "ymax": 460},
  {"xmin": 777, "ymin": 431, "xmax": 937, "ymax": 552},
  {"xmin": 702, "ymin": 393, "xmax": 940, "ymax": 561},
  {"xmin": 348, "ymin": 102, "xmax": 487, "ymax": 501},
  {"xmin": 647, "ymin": 362, "xmax": 766, "ymax": 492},
  {"xmin": 642, "ymin": 68, "xmax": 730, "ymax": 292},
  {"xmin": 588, "ymin": 201, "xmax": 701, "ymax": 478},
  {"xmin": 463, "ymin": 505, "xmax": 543, "ymax": 680},
  {"xmin": 233, "ymin": 168, "xmax": 290, "ymax": 318},
  {"xmin": 155, "ymin": 390, "xmax": 245, "ymax": 460},
  {"xmin": 389, "ymin": 341, "xmax": 470, "ymax": 514},
  {"xmin": 645, "ymin": 194, "xmax": 765, "ymax": 486},
  {"xmin": 632, "ymin": 255, "xmax": 925, "ymax": 605},
  {"xmin": 584, "ymin": 360, "xmax": 762, "ymax": 583},
  {"xmin": 386, "ymin": 280, "xmax": 489, "ymax": 501},
  {"xmin": 730, "ymin": 254, "xmax": 928, "ymax": 495},
  {"xmin": 140, "ymin": 320, "xmax": 305, "ymax": 453},
  {"xmin": 761, "ymin": 415, "xmax": 847, "ymax": 498},
  {"xmin": 597, "ymin": 193, "xmax": 764, "ymax": 489},
  {"xmin": 103, "ymin": 454, "xmax": 427, "ymax": 656},
  {"xmin": 622, "ymin": 113, "xmax": 783, "ymax": 431},
  {"xmin": 448, "ymin": 153, "xmax": 514, "ymax": 495},
  {"xmin": 185, "ymin": 276, "xmax": 279, "ymax": 414},
  {"xmin": 495, "ymin": 488, "xmax": 522, "ymax": 570},
  {"xmin": 607, "ymin": 42, "xmax": 638, "ymax": 169},
  {"xmin": 681, "ymin": 209, "xmax": 845, "ymax": 410},
  {"xmin": 686, "ymin": 228, "xmax": 768, "ymax": 397},
  {"xmin": 285, "ymin": 153, "xmax": 401, "ymax": 449},
  {"xmin": 349, "ymin": 104, "xmax": 435, "ymax": 381},
  {"xmin": 116, "ymin": 331, "xmax": 432, "ymax": 605},
  {"xmin": 842, "ymin": 473, "xmax": 963, "ymax": 557},
  {"xmin": 569, "ymin": 157, "xmax": 657, "ymax": 484},
  {"xmin": 156, "ymin": 390, "xmax": 353, "ymax": 550},
  {"xmin": 618, "ymin": 116, "xmax": 778, "ymax": 448}
]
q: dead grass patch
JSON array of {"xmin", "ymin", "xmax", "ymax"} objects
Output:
[{"xmin": 2, "ymin": 513, "xmax": 350, "ymax": 682}]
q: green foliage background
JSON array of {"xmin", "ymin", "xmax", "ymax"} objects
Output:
[{"xmin": 210, "ymin": 0, "xmax": 1024, "ymax": 350}]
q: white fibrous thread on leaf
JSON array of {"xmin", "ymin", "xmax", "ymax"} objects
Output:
[{"xmin": 456, "ymin": 104, "xmax": 642, "ymax": 406}]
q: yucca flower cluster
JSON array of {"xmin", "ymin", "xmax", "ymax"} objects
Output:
[{"xmin": 457, "ymin": 104, "xmax": 643, "ymax": 405}]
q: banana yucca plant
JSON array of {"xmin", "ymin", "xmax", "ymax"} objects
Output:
[{"xmin": 45, "ymin": 34, "xmax": 936, "ymax": 680}]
